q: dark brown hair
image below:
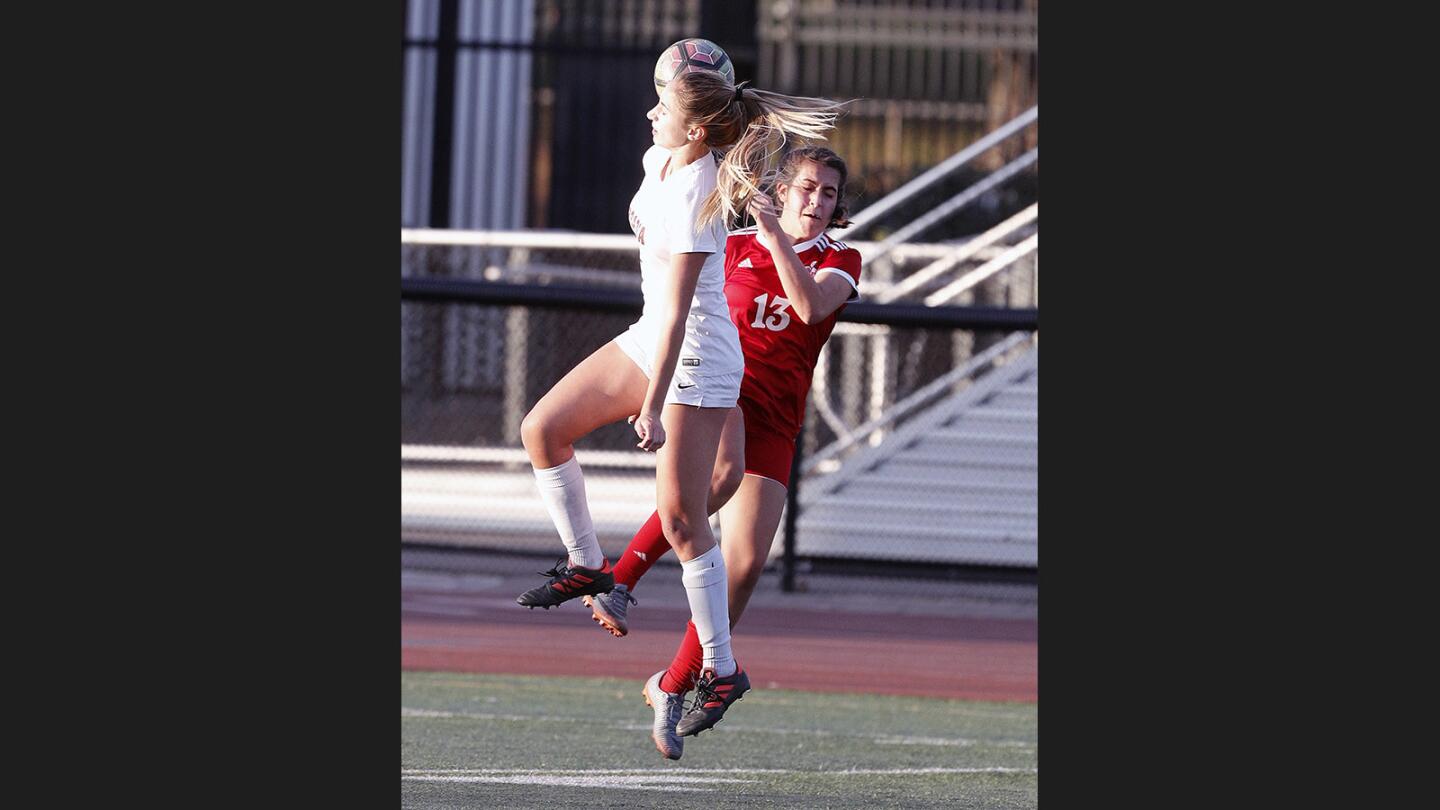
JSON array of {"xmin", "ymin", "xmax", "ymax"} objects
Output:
[{"xmin": 775, "ymin": 146, "xmax": 852, "ymax": 229}]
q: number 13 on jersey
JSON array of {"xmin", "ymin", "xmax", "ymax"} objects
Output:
[{"xmin": 750, "ymin": 293, "xmax": 791, "ymax": 331}]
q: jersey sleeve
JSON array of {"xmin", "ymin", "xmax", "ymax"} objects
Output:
[
  {"xmin": 663, "ymin": 176, "xmax": 720, "ymax": 256},
  {"xmin": 814, "ymin": 247, "xmax": 862, "ymax": 301}
]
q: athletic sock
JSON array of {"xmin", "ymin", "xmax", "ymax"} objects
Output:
[
  {"xmin": 680, "ymin": 544, "xmax": 736, "ymax": 677},
  {"xmin": 612, "ymin": 510, "xmax": 673, "ymax": 591},
  {"xmin": 531, "ymin": 456, "xmax": 603, "ymax": 569},
  {"xmin": 659, "ymin": 621, "xmax": 704, "ymax": 694}
]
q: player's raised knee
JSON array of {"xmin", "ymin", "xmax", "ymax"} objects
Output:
[{"xmin": 519, "ymin": 409, "xmax": 555, "ymax": 461}]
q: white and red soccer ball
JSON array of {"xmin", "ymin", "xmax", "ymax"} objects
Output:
[{"xmin": 653, "ymin": 38, "xmax": 735, "ymax": 95}]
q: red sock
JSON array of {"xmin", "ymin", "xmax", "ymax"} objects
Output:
[
  {"xmin": 658, "ymin": 621, "xmax": 705, "ymax": 694},
  {"xmin": 611, "ymin": 510, "xmax": 672, "ymax": 591}
]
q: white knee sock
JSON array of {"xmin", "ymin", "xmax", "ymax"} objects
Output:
[
  {"xmin": 681, "ymin": 545, "xmax": 736, "ymax": 677},
  {"xmin": 532, "ymin": 456, "xmax": 603, "ymax": 569}
]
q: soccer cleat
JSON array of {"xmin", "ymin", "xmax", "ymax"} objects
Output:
[
  {"xmin": 515, "ymin": 557, "xmax": 614, "ymax": 609},
  {"xmin": 676, "ymin": 666, "xmax": 751, "ymax": 737},
  {"xmin": 642, "ymin": 671, "xmax": 686, "ymax": 760},
  {"xmin": 584, "ymin": 583, "xmax": 637, "ymax": 637}
]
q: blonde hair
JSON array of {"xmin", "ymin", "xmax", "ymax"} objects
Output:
[{"xmin": 668, "ymin": 72, "xmax": 850, "ymax": 229}]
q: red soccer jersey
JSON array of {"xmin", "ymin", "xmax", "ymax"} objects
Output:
[{"xmin": 724, "ymin": 228, "xmax": 863, "ymax": 439}]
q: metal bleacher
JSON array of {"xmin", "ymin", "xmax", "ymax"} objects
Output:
[{"xmin": 796, "ymin": 345, "xmax": 1037, "ymax": 568}]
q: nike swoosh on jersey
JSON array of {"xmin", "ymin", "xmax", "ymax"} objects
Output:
[{"xmin": 738, "ymin": 257, "xmax": 753, "ymax": 267}]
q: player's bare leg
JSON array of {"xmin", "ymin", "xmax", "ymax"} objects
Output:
[
  {"xmin": 515, "ymin": 342, "xmax": 647, "ymax": 608},
  {"xmin": 654, "ymin": 403, "xmax": 750, "ymax": 735},
  {"xmin": 654, "ymin": 402, "xmax": 732, "ymax": 563},
  {"xmin": 661, "ymin": 471, "xmax": 789, "ymax": 680},
  {"xmin": 520, "ymin": 341, "xmax": 647, "ymax": 470},
  {"xmin": 716, "ymin": 473, "xmax": 788, "ymax": 622},
  {"xmin": 590, "ymin": 407, "xmax": 745, "ymax": 635},
  {"xmin": 654, "ymin": 404, "xmax": 733, "ymax": 658},
  {"xmin": 708, "ymin": 407, "xmax": 748, "ymax": 510}
]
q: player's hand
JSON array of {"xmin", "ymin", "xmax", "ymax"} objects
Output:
[
  {"xmin": 631, "ymin": 412, "xmax": 666, "ymax": 452},
  {"xmin": 748, "ymin": 193, "xmax": 784, "ymax": 249}
]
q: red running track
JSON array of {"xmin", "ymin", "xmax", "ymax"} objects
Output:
[{"xmin": 403, "ymin": 581, "xmax": 1035, "ymax": 703}]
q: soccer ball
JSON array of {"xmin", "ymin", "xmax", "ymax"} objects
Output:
[{"xmin": 653, "ymin": 38, "xmax": 735, "ymax": 95}]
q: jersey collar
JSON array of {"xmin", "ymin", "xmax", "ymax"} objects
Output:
[{"xmin": 789, "ymin": 232, "xmax": 827, "ymax": 255}]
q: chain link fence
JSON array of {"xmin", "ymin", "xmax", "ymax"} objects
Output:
[{"xmin": 401, "ymin": 236, "xmax": 1036, "ymax": 582}]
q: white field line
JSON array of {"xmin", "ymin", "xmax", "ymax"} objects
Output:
[
  {"xmin": 402, "ymin": 767, "xmax": 1036, "ymax": 776},
  {"xmin": 406, "ymin": 708, "xmax": 1035, "ymax": 750},
  {"xmin": 400, "ymin": 604, "xmax": 479, "ymax": 618},
  {"xmin": 402, "ymin": 708, "xmax": 550, "ymax": 722},
  {"xmin": 736, "ymin": 693, "xmax": 1034, "ymax": 721},
  {"xmin": 874, "ymin": 735, "xmax": 975, "ymax": 746},
  {"xmin": 403, "ymin": 677, "xmax": 1035, "ymax": 719},
  {"xmin": 618, "ymin": 722, "xmax": 1032, "ymax": 751},
  {"xmin": 402, "ymin": 774, "xmax": 750, "ymax": 792}
]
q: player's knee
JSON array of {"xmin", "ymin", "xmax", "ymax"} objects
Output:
[
  {"xmin": 657, "ymin": 509, "xmax": 695, "ymax": 545},
  {"xmin": 658, "ymin": 502, "xmax": 710, "ymax": 549},
  {"xmin": 519, "ymin": 409, "xmax": 552, "ymax": 458}
]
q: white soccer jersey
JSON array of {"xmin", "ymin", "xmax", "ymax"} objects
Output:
[{"xmin": 617, "ymin": 145, "xmax": 744, "ymax": 381}]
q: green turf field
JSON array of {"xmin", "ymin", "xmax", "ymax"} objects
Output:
[{"xmin": 402, "ymin": 671, "xmax": 1037, "ymax": 808}]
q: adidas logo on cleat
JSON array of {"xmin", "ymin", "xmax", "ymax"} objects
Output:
[
  {"xmin": 676, "ymin": 666, "xmax": 751, "ymax": 737},
  {"xmin": 516, "ymin": 558, "xmax": 615, "ymax": 609}
]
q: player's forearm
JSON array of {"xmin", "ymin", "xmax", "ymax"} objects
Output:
[
  {"xmin": 643, "ymin": 313, "xmax": 688, "ymax": 414},
  {"xmin": 769, "ymin": 246, "xmax": 830, "ymax": 323}
]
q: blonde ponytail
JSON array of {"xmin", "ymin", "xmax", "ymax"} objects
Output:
[{"xmin": 669, "ymin": 73, "xmax": 850, "ymax": 230}]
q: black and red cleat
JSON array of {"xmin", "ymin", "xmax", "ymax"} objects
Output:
[
  {"xmin": 676, "ymin": 666, "xmax": 751, "ymax": 736},
  {"xmin": 515, "ymin": 557, "xmax": 615, "ymax": 609}
]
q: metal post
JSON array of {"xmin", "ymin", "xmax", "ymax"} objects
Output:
[
  {"xmin": 782, "ymin": 421, "xmax": 805, "ymax": 592},
  {"xmin": 502, "ymin": 307, "xmax": 529, "ymax": 445},
  {"xmin": 427, "ymin": 0, "xmax": 459, "ymax": 228}
]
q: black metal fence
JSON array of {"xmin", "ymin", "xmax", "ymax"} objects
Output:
[{"xmin": 400, "ymin": 277, "xmax": 1037, "ymax": 586}]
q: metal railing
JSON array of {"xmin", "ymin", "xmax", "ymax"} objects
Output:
[
  {"xmin": 400, "ymin": 228, "xmax": 1023, "ymax": 302},
  {"xmin": 793, "ymin": 106, "xmax": 1037, "ymax": 449},
  {"xmin": 875, "ymin": 203, "xmax": 1036, "ymax": 304},
  {"xmin": 800, "ymin": 330, "xmax": 1035, "ymax": 478},
  {"xmin": 845, "ymin": 106, "xmax": 1038, "ymax": 237},
  {"xmin": 926, "ymin": 233, "xmax": 1037, "ymax": 307},
  {"xmin": 869, "ymin": 147, "xmax": 1037, "ymax": 259},
  {"xmin": 402, "ymin": 444, "xmax": 657, "ymax": 468}
]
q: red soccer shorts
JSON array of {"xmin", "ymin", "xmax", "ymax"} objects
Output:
[{"xmin": 741, "ymin": 417, "xmax": 796, "ymax": 487}]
